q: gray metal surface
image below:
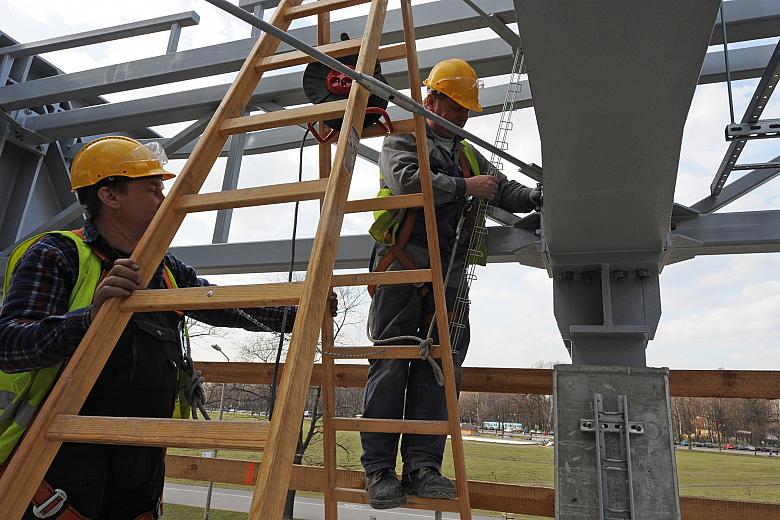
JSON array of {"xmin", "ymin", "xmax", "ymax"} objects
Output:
[
  {"xmin": 555, "ymin": 365, "xmax": 679, "ymax": 520},
  {"xmin": 0, "ymin": 12, "xmax": 199, "ymax": 59},
  {"xmin": 691, "ymin": 155, "xmax": 780, "ymax": 214}
]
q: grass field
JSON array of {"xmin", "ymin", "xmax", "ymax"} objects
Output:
[{"xmin": 165, "ymin": 417, "xmax": 780, "ymax": 518}]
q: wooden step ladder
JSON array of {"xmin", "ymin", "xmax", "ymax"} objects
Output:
[{"xmin": 0, "ymin": 1, "xmax": 471, "ymax": 518}]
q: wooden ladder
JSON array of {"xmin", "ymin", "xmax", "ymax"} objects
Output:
[{"xmin": 0, "ymin": 1, "xmax": 471, "ymax": 518}]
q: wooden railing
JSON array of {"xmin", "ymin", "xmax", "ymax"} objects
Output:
[{"xmin": 165, "ymin": 363, "xmax": 780, "ymax": 518}]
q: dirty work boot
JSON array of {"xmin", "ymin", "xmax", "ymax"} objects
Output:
[
  {"xmin": 365, "ymin": 468, "xmax": 406, "ymax": 509},
  {"xmin": 401, "ymin": 466, "xmax": 457, "ymax": 499}
]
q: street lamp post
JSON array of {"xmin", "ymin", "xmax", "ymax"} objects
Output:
[{"xmin": 204, "ymin": 344, "xmax": 229, "ymax": 520}]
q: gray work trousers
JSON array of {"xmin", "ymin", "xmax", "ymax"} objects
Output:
[{"xmin": 360, "ymin": 246, "xmax": 470, "ymax": 476}]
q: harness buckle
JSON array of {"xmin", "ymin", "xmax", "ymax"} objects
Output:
[{"xmin": 32, "ymin": 488, "xmax": 67, "ymax": 519}]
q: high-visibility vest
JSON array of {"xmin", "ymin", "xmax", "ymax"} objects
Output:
[
  {"xmin": 0, "ymin": 230, "xmax": 182, "ymax": 465},
  {"xmin": 369, "ymin": 140, "xmax": 488, "ymax": 265}
]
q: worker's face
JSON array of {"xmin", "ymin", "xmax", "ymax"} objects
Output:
[
  {"xmin": 109, "ymin": 176, "xmax": 166, "ymax": 233},
  {"xmin": 425, "ymin": 91, "xmax": 470, "ymax": 138}
]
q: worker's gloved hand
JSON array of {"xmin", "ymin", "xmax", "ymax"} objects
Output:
[
  {"xmin": 530, "ymin": 186, "xmax": 542, "ymax": 210},
  {"xmin": 328, "ymin": 290, "xmax": 338, "ymax": 317},
  {"xmin": 465, "ymin": 175, "xmax": 498, "ymax": 199},
  {"xmin": 91, "ymin": 259, "xmax": 141, "ymax": 321}
]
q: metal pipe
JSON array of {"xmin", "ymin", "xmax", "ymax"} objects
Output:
[
  {"xmin": 720, "ymin": 1, "xmax": 736, "ymax": 125},
  {"xmin": 203, "ymin": 0, "xmax": 542, "ymax": 181},
  {"xmin": 204, "ymin": 344, "xmax": 230, "ymax": 520}
]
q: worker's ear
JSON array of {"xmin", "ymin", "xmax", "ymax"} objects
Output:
[
  {"xmin": 97, "ymin": 186, "xmax": 122, "ymax": 211},
  {"xmin": 424, "ymin": 91, "xmax": 436, "ymax": 111}
]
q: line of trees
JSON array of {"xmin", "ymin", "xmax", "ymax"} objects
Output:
[{"xmin": 672, "ymin": 396, "xmax": 780, "ymax": 447}]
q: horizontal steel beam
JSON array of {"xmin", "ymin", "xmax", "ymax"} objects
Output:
[
  {"xmin": 691, "ymin": 155, "xmax": 780, "ymax": 214},
  {"xmin": 20, "ymin": 39, "xmax": 772, "ymax": 142},
  {"xmin": 153, "ymin": 83, "xmax": 529, "ymax": 161},
  {"xmin": 0, "ymin": 12, "xmax": 200, "ymax": 59}
]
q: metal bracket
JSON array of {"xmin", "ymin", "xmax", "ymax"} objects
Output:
[{"xmin": 726, "ymin": 118, "xmax": 780, "ymax": 141}]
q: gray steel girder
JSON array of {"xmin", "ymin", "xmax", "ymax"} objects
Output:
[
  {"xmin": 515, "ymin": 0, "xmax": 720, "ymax": 369},
  {"xmin": 151, "ymin": 83, "xmax": 528, "ymax": 162},
  {"xmin": 18, "ymin": 41, "xmax": 775, "ymax": 144},
  {"xmin": 21, "ymin": 38, "xmax": 515, "ymax": 142}
]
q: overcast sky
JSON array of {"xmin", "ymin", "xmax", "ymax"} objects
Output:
[{"xmin": 2, "ymin": 1, "xmax": 779, "ymax": 370}]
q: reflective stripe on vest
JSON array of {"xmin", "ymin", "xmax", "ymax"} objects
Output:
[
  {"xmin": 0, "ymin": 231, "xmax": 179, "ymax": 464},
  {"xmin": 369, "ymin": 140, "xmax": 482, "ymax": 248}
]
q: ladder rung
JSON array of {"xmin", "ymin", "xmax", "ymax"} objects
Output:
[
  {"xmin": 326, "ymin": 345, "xmax": 441, "ymax": 359},
  {"xmin": 176, "ymin": 179, "xmax": 329, "ymax": 213},
  {"xmin": 119, "ymin": 282, "xmax": 303, "ymax": 312},
  {"xmin": 220, "ymin": 100, "xmax": 347, "ymax": 135},
  {"xmin": 284, "ymin": 0, "xmax": 372, "ymax": 20},
  {"xmin": 331, "ymin": 269, "xmax": 432, "ymax": 287},
  {"xmin": 330, "ymin": 418, "xmax": 450, "ymax": 435},
  {"xmin": 364, "ymin": 117, "xmax": 415, "ymax": 138},
  {"xmin": 333, "ymin": 487, "xmax": 459, "ymax": 512},
  {"xmin": 255, "ymin": 39, "xmax": 406, "ymax": 73},
  {"xmin": 345, "ymin": 193, "xmax": 424, "ymax": 214},
  {"xmin": 47, "ymin": 415, "xmax": 269, "ymax": 450}
]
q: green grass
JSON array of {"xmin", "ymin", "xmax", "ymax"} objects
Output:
[{"xmin": 167, "ymin": 419, "xmax": 780, "ymax": 517}]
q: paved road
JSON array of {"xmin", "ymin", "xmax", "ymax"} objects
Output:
[{"xmin": 164, "ymin": 482, "xmax": 494, "ymax": 519}]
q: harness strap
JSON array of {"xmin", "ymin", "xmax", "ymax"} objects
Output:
[{"xmin": 368, "ymin": 209, "xmax": 426, "ymax": 297}]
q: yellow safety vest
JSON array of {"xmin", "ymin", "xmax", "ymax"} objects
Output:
[
  {"xmin": 369, "ymin": 140, "xmax": 488, "ymax": 264},
  {"xmin": 0, "ymin": 231, "xmax": 184, "ymax": 465}
]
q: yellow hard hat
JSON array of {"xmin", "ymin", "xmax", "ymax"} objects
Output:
[
  {"xmin": 423, "ymin": 59, "xmax": 482, "ymax": 112},
  {"xmin": 70, "ymin": 136, "xmax": 175, "ymax": 191}
]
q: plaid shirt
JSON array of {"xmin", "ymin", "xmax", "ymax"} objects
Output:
[{"xmin": 0, "ymin": 220, "xmax": 295, "ymax": 373}]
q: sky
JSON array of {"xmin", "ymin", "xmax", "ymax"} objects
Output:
[{"xmin": 2, "ymin": 0, "xmax": 779, "ymax": 370}]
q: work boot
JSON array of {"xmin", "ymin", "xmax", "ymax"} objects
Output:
[
  {"xmin": 401, "ymin": 466, "xmax": 457, "ymax": 499},
  {"xmin": 365, "ymin": 468, "xmax": 406, "ymax": 509}
]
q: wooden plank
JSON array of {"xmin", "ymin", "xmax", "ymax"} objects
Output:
[
  {"xmin": 345, "ymin": 193, "xmax": 424, "ymax": 213},
  {"xmin": 333, "ymin": 487, "xmax": 460, "ymax": 512},
  {"xmin": 255, "ymin": 39, "xmax": 406, "ymax": 73},
  {"xmin": 0, "ymin": 3, "xmax": 305, "ymax": 517},
  {"xmin": 194, "ymin": 363, "xmax": 780, "ymax": 399},
  {"xmin": 679, "ymin": 496, "xmax": 780, "ymax": 520},
  {"xmin": 669, "ymin": 370, "xmax": 780, "ymax": 399},
  {"xmin": 331, "ymin": 417, "xmax": 450, "ymax": 435},
  {"xmin": 119, "ymin": 282, "xmax": 302, "ymax": 312},
  {"xmin": 48, "ymin": 415, "xmax": 268, "ymax": 450},
  {"xmin": 164, "ymin": 457, "xmax": 780, "ymax": 519},
  {"xmin": 220, "ymin": 100, "xmax": 347, "ymax": 135},
  {"xmin": 325, "ymin": 345, "xmax": 441, "ymax": 359},
  {"xmin": 285, "ymin": 0, "xmax": 371, "ymax": 20},
  {"xmin": 176, "ymin": 178, "xmax": 328, "ymax": 213},
  {"xmin": 331, "ymin": 269, "xmax": 431, "ymax": 287},
  {"xmin": 249, "ymin": 2, "xmax": 389, "ymax": 517}
]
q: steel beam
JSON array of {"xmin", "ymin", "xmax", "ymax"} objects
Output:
[
  {"xmin": 144, "ymin": 84, "xmax": 527, "ymax": 162},
  {"xmin": 692, "ymin": 154, "xmax": 780, "ymax": 214},
  {"xmin": 710, "ymin": 39, "xmax": 780, "ymax": 195},
  {"xmin": 0, "ymin": 12, "xmax": 200, "ymax": 59}
]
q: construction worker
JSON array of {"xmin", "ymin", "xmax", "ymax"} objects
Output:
[
  {"xmin": 361, "ymin": 59, "xmax": 541, "ymax": 509},
  {"xmin": 0, "ymin": 136, "xmax": 337, "ymax": 520}
]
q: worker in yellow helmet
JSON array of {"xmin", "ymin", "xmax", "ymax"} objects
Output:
[
  {"xmin": 0, "ymin": 136, "xmax": 335, "ymax": 519},
  {"xmin": 361, "ymin": 59, "xmax": 541, "ymax": 509}
]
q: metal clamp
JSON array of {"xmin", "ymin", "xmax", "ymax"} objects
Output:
[
  {"xmin": 580, "ymin": 418, "xmax": 644, "ymax": 434},
  {"xmin": 32, "ymin": 488, "xmax": 67, "ymax": 519}
]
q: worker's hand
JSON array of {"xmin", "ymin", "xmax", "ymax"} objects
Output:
[
  {"xmin": 91, "ymin": 258, "xmax": 141, "ymax": 321},
  {"xmin": 328, "ymin": 290, "xmax": 338, "ymax": 317},
  {"xmin": 465, "ymin": 175, "xmax": 498, "ymax": 200},
  {"xmin": 530, "ymin": 186, "xmax": 542, "ymax": 209}
]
